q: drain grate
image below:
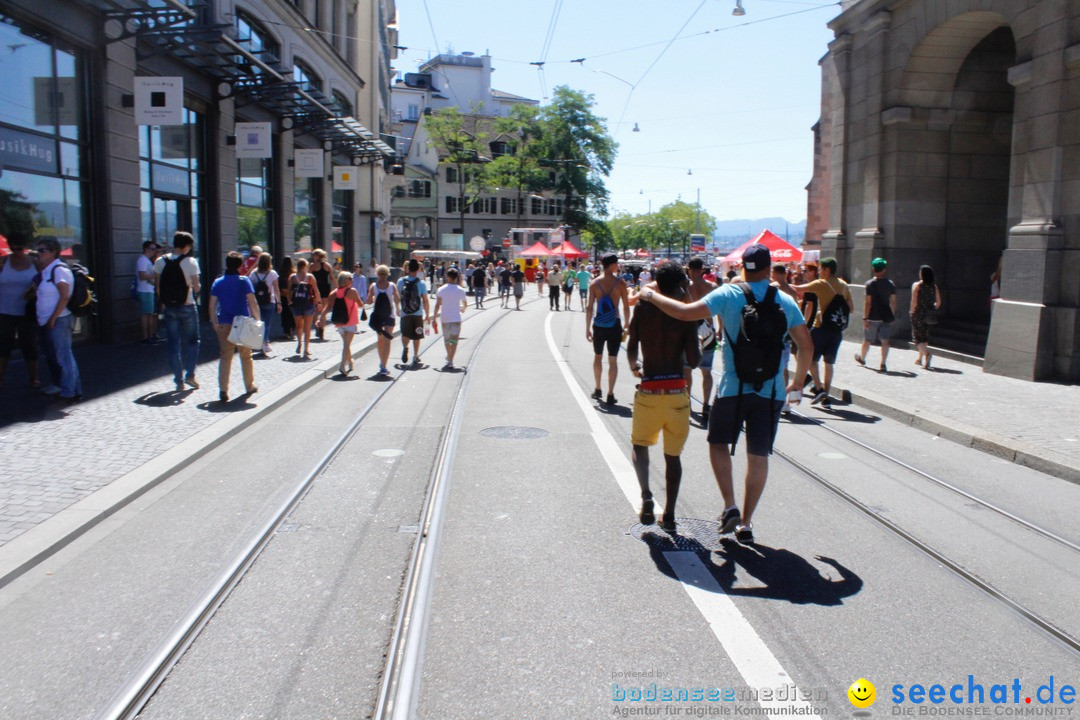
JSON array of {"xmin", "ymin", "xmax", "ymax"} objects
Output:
[
  {"xmin": 480, "ymin": 426, "xmax": 549, "ymax": 440},
  {"xmin": 629, "ymin": 518, "xmax": 723, "ymax": 552}
]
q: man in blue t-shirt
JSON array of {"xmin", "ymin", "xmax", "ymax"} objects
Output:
[
  {"xmin": 632, "ymin": 243, "xmax": 813, "ymax": 544},
  {"xmin": 396, "ymin": 258, "xmax": 430, "ymax": 367}
]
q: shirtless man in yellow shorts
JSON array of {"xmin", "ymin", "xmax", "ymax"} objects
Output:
[{"xmin": 626, "ymin": 262, "xmax": 701, "ymax": 533}]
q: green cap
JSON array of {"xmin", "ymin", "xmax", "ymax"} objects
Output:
[{"xmin": 871, "ymin": 257, "xmax": 887, "ymax": 271}]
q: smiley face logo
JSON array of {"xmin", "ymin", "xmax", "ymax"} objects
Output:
[{"xmin": 848, "ymin": 678, "xmax": 876, "ymax": 708}]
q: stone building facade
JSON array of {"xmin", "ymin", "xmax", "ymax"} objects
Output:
[{"xmin": 812, "ymin": 0, "xmax": 1080, "ymax": 381}]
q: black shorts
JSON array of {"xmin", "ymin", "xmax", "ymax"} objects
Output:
[
  {"xmin": 707, "ymin": 393, "xmax": 784, "ymax": 456},
  {"xmin": 811, "ymin": 326, "xmax": 843, "ymax": 364},
  {"xmin": 400, "ymin": 314, "xmax": 424, "ymax": 340},
  {"xmin": 592, "ymin": 323, "xmax": 622, "ymax": 356}
]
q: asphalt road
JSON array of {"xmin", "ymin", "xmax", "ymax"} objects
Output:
[{"xmin": 2, "ymin": 301, "xmax": 1078, "ymax": 720}]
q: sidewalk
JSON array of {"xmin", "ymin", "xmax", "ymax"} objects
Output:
[
  {"xmin": 807, "ymin": 342, "xmax": 1080, "ymax": 483},
  {"xmin": 0, "ymin": 322, "xmax": 381, "ymax": 550}
]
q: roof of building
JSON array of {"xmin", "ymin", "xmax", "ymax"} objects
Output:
[{"xmin": 491, "ymin": 89, "xmax": 539, "ymax": 104}]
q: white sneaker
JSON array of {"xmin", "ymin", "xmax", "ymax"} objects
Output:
[
  {"xmin": 262, "ymin": 343, "xmax": 273, "ymax": 355},
  {"xmin": 41, "ymin": 384, "xmax": 62, "ymax": 395}
]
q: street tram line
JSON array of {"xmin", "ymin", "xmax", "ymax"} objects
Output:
[
  {"xmin": 92, "ymin": 296, "xmax": 532, "ymax": 720},
  {"xmin": 552, "ymin": 314, "xmax": 1080, "ymax": 655},
  {"xmin": 680, "ymin": 381, "xmax": 1080, "ymax": 657}
]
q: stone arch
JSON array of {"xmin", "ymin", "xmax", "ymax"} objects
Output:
[
  {"xmin": 897, "ymin": 10, "xmax": 1011, "ymax": 110},
  {"xmin": 891, "ymin": 13, "xmax": 1017, "ymax": 352}
]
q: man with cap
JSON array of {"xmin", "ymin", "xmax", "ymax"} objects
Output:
[
  {"xmin": 631, "ymin": 244, "xmax": 813, "ymax": 544},
  {"xmin": 855, "ymin": 257, "xmax": 897, "ymax": 373},
  {"xmin": 794, "ymin": 257, "xmax": 853, "ymax": 407},
  {"xmin": 586, "ymin": 254, "xmax": 631, "ymax": 405}
]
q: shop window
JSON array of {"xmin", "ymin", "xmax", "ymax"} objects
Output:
[
  {"xmin": 236, "ymin": 151, "xmax": 274, "ymax": 253},
  {"xmin": 293, "ymin": 176, "xmax": 321, "ymax": 255}
]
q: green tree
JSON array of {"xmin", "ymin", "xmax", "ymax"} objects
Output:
[
  {"xmin": 537, "ymin": 86, "xmax": 617, "ymax": 237},
  {"xmin": 425, "ymin": 106, "xmax": 491, "ymax": 245},
  {"xmin": 489, "ymin": 104, "xmax": 547, "ymax": 231}
]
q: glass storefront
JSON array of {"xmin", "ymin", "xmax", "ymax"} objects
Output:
[
  {"xmin": 139, "ymin": 108, "xmax": 206, "ymax": 255},
  {"xmin": 0, "ymin": 13, "xmax": 91, "ymax": 335},
  {"xmin": 332, "ymin": 189, "xmax": 350, "ymax": 265},
  {"xmin": 292, "ymin": 176, "xmax": 320, "ymax": 255},
  {"xmin": 237, "ymin": 156, "xmax": 274, "ymax": 253}
]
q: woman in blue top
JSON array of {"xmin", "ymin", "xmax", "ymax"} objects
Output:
[{"xmin": 208, "ymin": 252, "xmax": 261, "ymax": 402}]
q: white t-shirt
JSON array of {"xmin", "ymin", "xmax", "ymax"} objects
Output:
[
  {"xmin": 153, "ymin": 253, "xmax": 200, "ymax": 305},
  {"xmin": 136, "ymin": 254, "xmax": 155, "ymax": 293},
  {"xmin": 437, "ymin": 283, "xmax": 467, "ymax": 323},
  {"xmin": 37, "ymin": 259, "xmax": 73, "ymax": 326}
]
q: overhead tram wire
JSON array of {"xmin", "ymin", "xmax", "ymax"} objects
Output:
[{"xmin": 611, "ymin": 0, "xmax": 708, "ymax": 138}]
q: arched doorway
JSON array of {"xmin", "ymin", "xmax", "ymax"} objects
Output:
[{"xmin": 941, "ymin": 26, "xmax": 1015, "ymax": 350}]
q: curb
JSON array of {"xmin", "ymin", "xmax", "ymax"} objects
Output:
[
  {"xmin": 0, "ymin": 333, "xmax": 385, "ymax": 589},
  {"xmin": 834, "ymin": 384, "xmax": 1080, "ymax": 486}
]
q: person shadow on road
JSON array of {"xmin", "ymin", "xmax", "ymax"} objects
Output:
[{"xmin": 647, "ymin": 542, "xmax": 862, "ymax": 606}]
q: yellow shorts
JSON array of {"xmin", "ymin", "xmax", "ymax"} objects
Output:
[{"xmin": 631, "ymin": 391, "xmax": 692, "ymax": 456}]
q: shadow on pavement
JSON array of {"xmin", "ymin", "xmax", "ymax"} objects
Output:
[
  {"xmin": 925, "ymin": 366, "xmax": 963, "ymax": 375},
  {"xmin": 328, "ymin": 374, "xmax": 361, "ymax": 382},
  {"xmin": 596, "ymin": 403, "xmax": 633, "ymax": 418},
  {"xmin": 648, "ymin": 542, "xmax": 863, "ymax": 606},
  {"xmin": 881, "ymin": 369, "xmax": 918, "ymax": 378},
  {"xmin": 813, "ymin": 406, "xmax": 881, "ymax": 424},
  {"xmin": 134, "ymin": 389, "xmax": 195, "ymax": 407},
  {"xmin": 197, "ymin": 398, "xmax": 257, "ymax": 412}
]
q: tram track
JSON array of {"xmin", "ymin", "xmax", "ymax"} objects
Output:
[
  {"xmin": 92, "ymin": 295, "xmax": 536, "ymax": 720},
  {"xmin": 551, "ymin": 316, "xmax": 1080, "ymax": 657}
]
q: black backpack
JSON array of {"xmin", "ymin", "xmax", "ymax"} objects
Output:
[
  {"xmin": 368, "ymin": 287, "xmax": 393, "ymax": 338},
  {"xmin": 401, "ymin": 277, "xmax": 422, "ymax": 314},
  {"xmin": 330, "ymin": 293, "xmax": 349, "ymax": 324},
  {"xmin": 820, "ymin": 290, "xmax": 850, "ymax": 331},
  {"xmin": 51, "ymin": 263, "xmax": 95, "ymax": 316},
  {"xmin": 724, "ymin": 283, "xmax": 789, "ymax": 455},
  {"xmin": 159, "ymin": 255, "xmax": 189, "ymax": 307},
  {"xmin": 252, "ymin": 272, "xmax": 271, "ymax": 306},
  {"xmin": 725, "ymin": 283, "xmax": 788, "ymax": 392}
]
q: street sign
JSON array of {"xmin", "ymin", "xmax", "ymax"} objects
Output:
[
  {"xmin": 469, "ymin": 236, "xmax": 485, "ymax": 251},
  {"xmin": 502, "ymin": 237, "xmax": 511, "ymax": 248}
]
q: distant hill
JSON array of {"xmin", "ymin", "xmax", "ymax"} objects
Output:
[{"xmin": 713, "ymin": 218, "xmax": 806, "ymax": 252}]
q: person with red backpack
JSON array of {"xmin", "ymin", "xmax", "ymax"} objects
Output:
[
  {"xmin": 154, "ymin": 231, "xmax": 201, "ymax": 392},
  {"xmin": 632, "ymin": 244, "xmax": 813, "ymax": 545}
]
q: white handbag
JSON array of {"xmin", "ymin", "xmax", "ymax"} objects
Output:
[{"xmin": 228, "ymin": 315, "xmax": 264, "ymax": 350}]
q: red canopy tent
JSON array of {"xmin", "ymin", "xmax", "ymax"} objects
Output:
[
  {"xmin": 634, "ymin": 248, "xmax": 652, "ymax": 258},
  {"xmin": 550, "ymin": 241, "xmax": 587, "ymax": 259},
  {"xmin": 721, "ymin": 229, "xmax": 802, "ymax": 264},
  {"xmin": 518, "ymin": 241, "xmax": 553, "ymax": 258},
  {"xmin": 0, "ymin": 234, "xmax": 9, "ymax": 256}
]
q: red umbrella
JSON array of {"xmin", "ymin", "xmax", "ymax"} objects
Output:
[
  {"xmin": 721, "ymin": 229, "xmax": 802, "ymax": 264},
  {"xmin": 518, "ymin": 241, "xmax": 553, "ymax": 257},
  {"xmin": 550, "ymin": 241, "xmax": 587, "ymax": 259}
]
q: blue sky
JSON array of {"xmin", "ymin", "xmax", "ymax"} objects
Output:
[{"xmin": 391, "ymin": 0, "xmax": 842, "ymax": 223}]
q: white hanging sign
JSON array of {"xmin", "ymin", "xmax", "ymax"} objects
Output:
[
  {"xmin": 334, "ymin": 165, "xmax": 358, "ymax": 191},
  {"xmin": 294, "ymin": 148, "xmax": 324, "ymax": 178},
  {"xmin": 235, "ymin": 122, "xmax": 273, "ymax": 158},
  {"xmin": 134, "ymin": 76, "xmax": 184, "ymax": 126}
]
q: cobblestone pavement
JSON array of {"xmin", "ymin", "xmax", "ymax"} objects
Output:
[
  {"xmin": 0, "ymin": 322, "xmax": 367, "ymax": 546},
  {"xmin": 820, "ymin": 341, "xmax": 1080, "ymax": 473}
]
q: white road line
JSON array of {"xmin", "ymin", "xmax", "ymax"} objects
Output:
[{"xmin": 544, "ymin": 313, "xmax": 820, "ymax": 720}]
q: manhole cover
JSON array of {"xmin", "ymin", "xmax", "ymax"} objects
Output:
[
  {"xmin": 630, "ymin": 518, "xmax": 723, "ymax": 552},
  {"xmin": 373, "ymin": 448, "xmax": 406, "ymax": 458},
  {"xmin": 480, "ymin": 426, "xmax": 549, "ymax": 439}
]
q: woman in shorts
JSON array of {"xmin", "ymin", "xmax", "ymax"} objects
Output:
[
  {"xmin": 367, "ymin": 264, "xmax": 400, "ymax": 376},
  {"xmin": 288, "ymin": 258, "xmax": 320, "ymax": 359},
  {"xmin": 323, "ymin": 271, "xmax": 362, "ymax": 376}
]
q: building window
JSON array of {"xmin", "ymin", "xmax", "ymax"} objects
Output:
[
  {"xmin": 236, "ymin": 153, "xmax": 274, "ymax": 253},
  {"xmin": 294, "ymin": 176, "xmax": 321, "ymax": 254},
  {"xmin": 293, "ymin": 60, "xmax": 322, "ymax": 94},
  {"xmin": 0, "ymin": 13, "xmax": 93, "ymax": 336},
  {"xmin": 408, "ymin": 104, "xmax": 420, "ymax": 121},
  {"xmin": 408, "ymin": 180, "xmax": 431, "ymax": 198},
  {"xmin": 446, "ymin": 166, "xmax": 457, "ymax": 183},
  {"xmin": 332, "ymin": 189, "xmax": 350, "ymax": 260},
  {"xmin": 446, "ymin": 196, "xmax": 461, "ymax": 213},
  {"xmin": 331, "ymin": 91, "xmax": 353, "ymax": 117},
  {"xmin": 500, "ymin": 198, "xmax": 519, "ymax": 215},
  {"xmin": 234, "ymin": 12, "xmax": 280, "ymax": 64},
  {"xmin": 530, "ymin": 197, "xmax": 542, "ymax": 215},
  {"xmin": 141, "ymin": 108, "xmax": 207, "ymax": 258}
]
